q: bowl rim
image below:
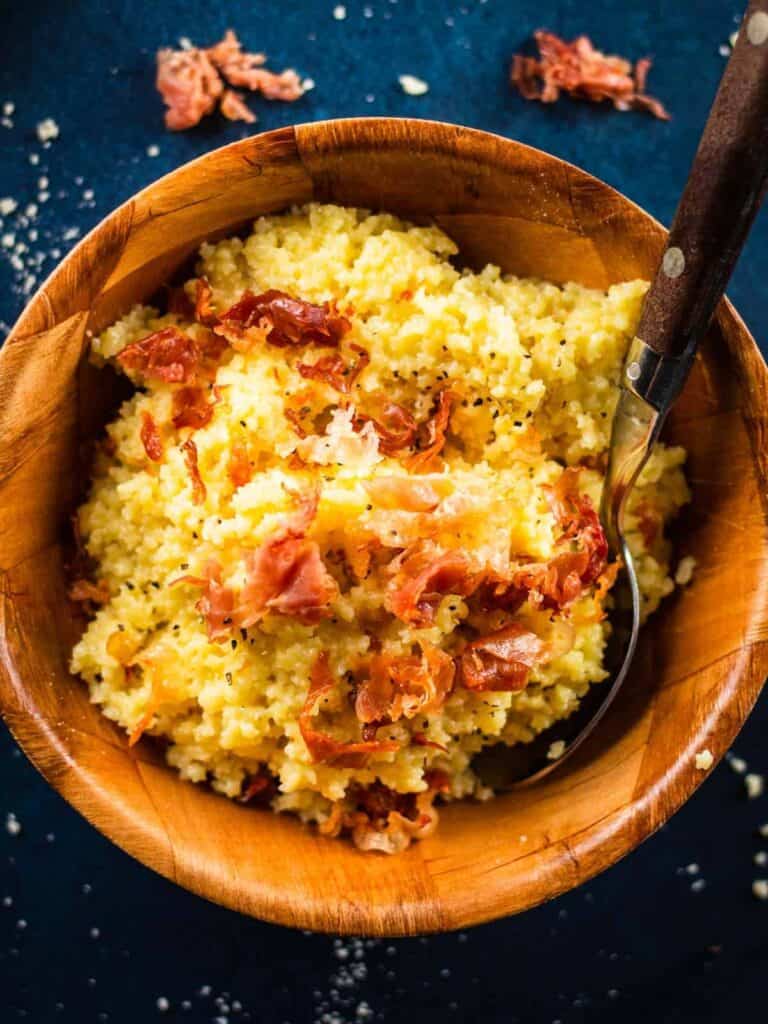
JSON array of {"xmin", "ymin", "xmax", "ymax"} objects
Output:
[{"xmin": 2, "ymin": 116, "xmax": 768, "ymax": 935}]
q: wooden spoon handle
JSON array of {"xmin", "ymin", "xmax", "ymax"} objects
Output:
[{"xmin": 636, "ymin": 0, "xmax": 768, "ymax": 358}]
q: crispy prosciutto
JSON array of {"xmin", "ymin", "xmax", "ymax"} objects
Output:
[
  {"xmin": 404, "ymin": 389, "xmax": 455, "ymax": 471},
  {"xmin": 181, "ymin": 438, "xmax": 206, "ymax": 504},
  {"xmin": 173, "ymin": 559, "xmax": 235, "ymax": 642},
  {"xmin": 194, "ymin": 277, "xmax": 218, "ymax": 326},
  {"xmin": 548, "ymin": 467, "xmax": 608, "ymax": 590},
  {"xmin": 216, "ymin": 290, "xmax": 350, "ymax": 350},
  {"xmin": 354, "ymin": 642, "xmax": 455, "ymax": 725},
  {"xmin": 459, "ymin": 622, "xmax": 546, "ymax": 692},
  {"xmin": 360, "ymin": 400, "xmax": 417, "ymax": 456},
  {"xmin": 227, "ymin": 440, "xmax": 253, "ymax": 489},
  {"xmin": 139, "ymin": 411, "xmax": 163, "ymax": 462},
  {"xmin": 510, "ymin": 30, "xmax": 670, "ymax": 120},
  {"xmin": 299, "ymin": 653, "xmax": 400, "ymax": 768},
  {"xmin": 321, "ymin": 781, "xmax": 440, "ymax": 853},
  {"xmin": 233, "ymin": 485, "xmax": 339, "ymax": 627},
  {"xmin": 117, "ymin": 327, "xmax": 200, "ymax": 384},
  {"xmin": 386, "ymin": 541, "xmax": 481, "ymax": 627},
  {"xmin": 297, "ymin": 343, "xmax": 370, "ymax": 394},
  {"xmin": 171, "ymin": 385, "xmax": 219, "ymax": 430},
  {"xmin": 363, "ymin": 476, "xmax": 445, "ymax": 513}
]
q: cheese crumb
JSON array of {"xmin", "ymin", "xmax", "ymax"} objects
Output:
[
  {"xmin": 156, "ymin": 997, "xmax": 170, "ymax": 1012},
  {"xmin": 5, "ymin": 813, "xmax": 21, "ymax": 836},
  {"xmin": 0, "ymin": 197, "xmax": 18, "ymax": 216},
  {"xmin": 398, "ymin": 74, "xmax": 429, "ymax": 96},
  {"xmin": 685, "ymin": 862, "xmax": 699, "ymax": 875},
  {"xmin": 694, "ymin": 749, "xmax": 713, "ymax": 771},
  {"xmin": 746, "ymin": 773, "xmax": 765, "ymax": 799},
  {"xmin": 690, "ymin": 878, "xmax": 706, "ymax": 892},
  {"xmin": 752, "ymin": 879, "xmax": 768, "ymax": 900},
  {"xmin": 2, "ymin": 101, "xmax": 14, "ymax": 116},
  {"xmin": 729, "ymin": 755, "xmax": 748, "ymax": 774},
  {"xmin": 302, "ymin": 78, "xmax": 316, "ymax": 92},
  {"xmin": 547, "ymin": 740, "xmax": 566, "ymax": 761},
  {"xmin": 674, "ymin": 555, "xmax": 696, "ymax": 586},
  {"xmin": 36, "ymin": 117, "xmax": 60, "ymax": 143},
  {"xmin": 754, "ymin": 851, "xmax": 768, "ymax": 867},
  {"xmin": 333, "ymin": 4, "xmax": 347, "ymax": 18},
  {"xmin": 146, "ymin": 144, "xmax": 160, "ymax": 157}
]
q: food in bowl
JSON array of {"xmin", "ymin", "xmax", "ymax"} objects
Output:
[{"xmin": 69, "ymin": 203, "xmax": 689, "ymax": 853}]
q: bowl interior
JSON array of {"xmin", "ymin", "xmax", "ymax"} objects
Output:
[{"xmin": 1, "ymin": 119, "xmax": 767, "ymax": 936}]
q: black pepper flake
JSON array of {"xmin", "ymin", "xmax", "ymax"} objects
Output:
[
  {"xmin": 489, "ymin": 352, "xmax": 496, "ymax": 359},
  {"xmin": 472, "ymin": 397, "xmax": 483, "ymax": 407},
  {"xmin": 559, "ymin": 339, "xmax": 566, "ymax": 346},
  {"xmin": 225, "ymin": 672, "xmax": 233, "ymax": 684},
  {"xmin": 125, "ymin": 582, "xmax": 135, "ymax": 590},
  {"xmin": 150, "ymin": 581, "xmax": 160, "ymax": 589},
  {"xmin": 492, "ymin": 410, "xmax": 500, "ymax": 420},
  {"xmin": 513, "ymin": 420, "xmax": 522, "ymax": 427},
  {"xmin": 117, "ymin": 623, "xmax": 125, "ymax": 632},
  {"xmin": 180, "ymin": 563, "xmax": 189, "ymax": 570},
  {"xmin": 94, "ymin": 672, "xmax": 103, "ymax": 683},
  {"xmin": 365, "ymin": 504, "xmax": 373, "ymax": 511},
  {"xmin": 231, "ymin": 639, "xmax": 237, "ymax": 650}
]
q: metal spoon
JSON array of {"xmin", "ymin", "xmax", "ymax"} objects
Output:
[{"xmin": 474, "ymin": 0, "xmax": 768, "ymax": 790}]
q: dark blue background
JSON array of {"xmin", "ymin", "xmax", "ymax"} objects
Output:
[{"xmin": 1, "ymin": 2, "xmax": 767, "ymax": 1022}]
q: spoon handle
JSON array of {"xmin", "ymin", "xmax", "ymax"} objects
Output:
[{"xmin": 636, "ymin": 0, "xmax": 768, "ymax": 364}]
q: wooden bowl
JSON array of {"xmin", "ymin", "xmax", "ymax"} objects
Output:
[{"xmin": 1, "ymin": 118, "xmax": 767, "ymax": 936}]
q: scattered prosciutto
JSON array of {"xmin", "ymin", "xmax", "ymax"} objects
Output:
[
  {"xmin": 227, "ymin": 440, "xmax": 253, "ymax": 489},
  {"xmin": 173, "ymin": 559, "xmax": 234, "ymax": 642},
  {"xmin": 68, "ymin": 578, "xmax": 111, "ymax": 605},
  {"xmin": 117, "ymin": 327, "xmax": 199, "ymax": 384},
  {"xmin": 459, "ymin": 622, "xmax": 546, "ymax": 692},
  {"xmin": 207, "ymin": 29, "xmax": 304, "ymax": 101},
  {"xmin": 216, "ymin": 289, "xmax": 350, "ymax": 350},
  {"xmin": 171, "ymin": 385, "xmax": 219, "ymax": 430},
  {"xmin": 156, "ymin": 46, "xmax": 223, "ymax": 130},
  {"xmin": 220, "ymin": 88, "xmax": 257, "ymax": 124},
  {"xmin": 156, "ymin": 29, "xmax": 305, "ymax": 131},
  {"xmin": 386, "ymin": 540, "xmax": 481, "ymax": 627},
  {"xmin": 299, "ymin": 653, "xmax": 399, "ymax": 769},
  {"xmin": 510, "ymin": 30, "xmax": 670, "ymax": 120},
  {"xmin": 404, "ymin": 389, "xmax": 455, "ymax": 471},
  {"xmin": 355, "ymin": 642, "xmax": 455, "ymax": 725},
  {"xmin": 297, "ymin": 343, "xmax": 370, "ymax": 394},
  {"xmin": 233, "ymin": 485, "xmax": 339, "ymax": 626},
  {"xmin": 181, "ymin": 438, "xmax": 206, "ymax": 504},
  {"xmin": 139, "ymin": 411, "xmax": 163, "ymax": 462}
]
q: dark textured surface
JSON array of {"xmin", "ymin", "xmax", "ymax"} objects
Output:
[{"xmin": 1, "ymin": 2, "xmax": 766, "ymax": 1021}]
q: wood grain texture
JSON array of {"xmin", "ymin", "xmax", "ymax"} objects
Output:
[{"xmin": 0, "ymin": 118, "xmax": 767, "ymax": 936}]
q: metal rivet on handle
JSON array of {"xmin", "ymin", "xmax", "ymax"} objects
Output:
[
  {"xmin": 747, "ymin": 11, "xmax": 768, "ymax": 45},
  {"xmin": 626, "ymin": 361, "xmax": 641, "ymax": 381},
  {"xmin": 662, "ymin": 247, "xmax": 686, "ymax": 279}
]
